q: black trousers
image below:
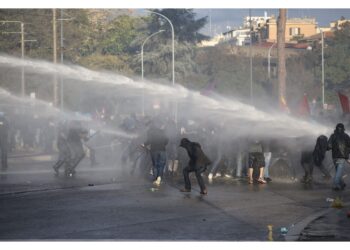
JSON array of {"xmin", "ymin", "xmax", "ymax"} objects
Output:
[{"xmin": 183, "ymin": 165, "xmax": 207, "ymax": 192}]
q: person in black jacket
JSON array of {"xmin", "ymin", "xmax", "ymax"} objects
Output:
[
  {"xmin": 327, "ymin": 123, "xmax": 350, "ymax": 190},
  {"xmin": 300, "ymin": 135, "xmax": 331, "ymax": 183},
  {"xmin": 144, "ymin": 122, "xmax": 169, "ymax": 186},
  {"xmin": 179, "ymin": 138, "xmax": 212, "ymax": 195}
]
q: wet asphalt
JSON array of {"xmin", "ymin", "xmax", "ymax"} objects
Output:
[{"xmin": 0, "ymin": 154, "xmax": 349, "ymax": 241}]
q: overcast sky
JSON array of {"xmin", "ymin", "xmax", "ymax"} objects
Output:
[{"xmin": 193, "ymin": 9, "xmax": 350, "ymax": 36}]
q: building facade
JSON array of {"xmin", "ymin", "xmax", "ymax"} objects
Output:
[{"xmin": 267, "ymin": 18, "xmax": 317, "ymax": 43}]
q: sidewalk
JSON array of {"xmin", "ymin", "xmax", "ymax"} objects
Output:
[
  {"xmin": 298, "ymin": 205, "xmax": 350, "ymax": 241},
  {"xmin": 286, "ymin": 199, "xmax": 350, "ymax": 241}
]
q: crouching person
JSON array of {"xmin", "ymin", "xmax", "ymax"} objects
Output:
[{"xmin": 179, "ymin": 138, "xmax": 212, "ymax": 195}]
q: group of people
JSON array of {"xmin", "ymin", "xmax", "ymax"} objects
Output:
[
  {"xmin": 130, "ymin": 116, "xmax": 350, "ymax": 194},
  {"xmin": 2, "ymin": 108, "xmax": 349, "ymax": 194},
  {"xmin": 301, "ymin": 123, "xmax": 350, "ymax": 191}
]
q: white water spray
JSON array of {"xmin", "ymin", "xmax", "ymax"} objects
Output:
[{"xmin": 0, "ymin": 54, "xmax": 332, "ymax": 139}]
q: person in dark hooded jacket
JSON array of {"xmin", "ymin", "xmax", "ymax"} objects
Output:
[
  {"xmin": 327, "ymin": 123, "xmax": 350, "ymax": 190},
  {"xmin": 179, "ymin": 138, "xmax": 211, "ymax": 195},
  {"xmin": 300, "ymin": 135, "xmax": 331, "ymax": 183}
]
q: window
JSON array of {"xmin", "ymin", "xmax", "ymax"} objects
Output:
[{"xmin": 289, "ymin": 27, "xmax": 301, "ymax": 36}]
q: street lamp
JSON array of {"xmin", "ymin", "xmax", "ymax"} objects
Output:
[
  {"xmin": 141, "ymin": 30, "xmax": 165, "ymax": 81},
  {"xmin": 321, "ymin": 29, "xmax": 325, "ymax": 108},
  {"xmin": 146, "ymin": 10, "xmax": 175, "ymax": 86},
  {"xmin": 268, "ymin": 43, "xmax": 276, "ymax": 79},
  {"xmin": 146, "ymin": 10, "xmax": 177, "ymax": 123},
  {"xmin": 141, "ymin": 30, "xmax": 165, "ymax": 116}
]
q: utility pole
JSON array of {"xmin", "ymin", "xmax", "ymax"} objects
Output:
[
  {"xmin": 60, "ymin": 9, "xmax": 64, "ymax": 110},
  {"xmin": 20, "ymin": 22, "xmax": 25, "ymax": 97},
  {"xmin": 0, "ymin": 21, "xmax": 35, "ymax": 97},
  {"xmin": 209, "ymin": 9, "xmax": 212, "ymax": 37},
  {"xmin": 249, "ymin": 9, "xmax": 253, "ymax": 103},
  {"xmin": 321, "ymin": 30, "xmax": 325, "ymax": 108},
  {"xmin": 53, "ymin": 8, "xmax": 58, "ymax": 107},
  {"xmin": 277, "ymin": 9, "xmax": 287, "ymax": 110}
]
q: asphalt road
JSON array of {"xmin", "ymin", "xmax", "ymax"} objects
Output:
[{"xmin": 0, "ymin": 154, "xmax": 349, "ymax": 241}]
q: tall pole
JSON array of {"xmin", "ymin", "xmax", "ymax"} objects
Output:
[
  {"xmin": 53, "ymin": 9, "xmax": 58, "ymax": 107},
  {"xmin": 20, "ymin": 22, "xmax": 25, "ymax": 97},
  {"xmin": 321, "ymin": 30, "xmax": 325, "ymax": 108},
  {"xmin": 209, "ymin": 9, "xmax": 212, "ymax": 37},
  {"xmin": 268, "ymin": 43, "xmax": 276, "ymax": 79},
  {"xmin": 277, "ymin": 9, "xmax": 287, "ymax": 109},
  {"xmin": 249, "ymin": 9, "xmax": 253, "ymax": 103},
  {"xmin": 146, "ymin": 10, "xmax": 177, "ymax": 123},
  {"xmin": 147, "ymin": 10, "xmax": 174, "ymax": 86},
  {"xmin": 60, "ymin": 9, "xmax": 64, "ymax": 110},
  {"xmin": 141, "ymin": 30, "xmax": 165, "ymax": 116}
]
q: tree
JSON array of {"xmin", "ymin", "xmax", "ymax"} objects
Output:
[
  {"xmin": 148, "ymin": 9, "xmax": 209, "ymax": 44},
  {"xmin": 97, "ymin": 15, "xmax": 141, "ymax": 56}
]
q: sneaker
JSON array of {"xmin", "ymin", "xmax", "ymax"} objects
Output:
[
  {"xmin": 264, "ymin": 177, "xmax": 272, "ymax": 182},
  {"xmin": 153, "ymin": 176, "xmax": 161, "ymax": 186},
  {"xmin": 180, "ymin": 188, "xmax": 191, "ymax": 192},
  {"xmin": 200, "ymin": 190, "xmax": 208, "ymax": 195},
  {"xmin": 215, "ymin": 173, "xmax": 221, "ymax": 178},
  {"xmin": 257, "ymin": 178, "xmax": 267, "ymax": 184},
  {"xmin": 208, "ymin": 173, "xmax": 213, "ymax": 180}
]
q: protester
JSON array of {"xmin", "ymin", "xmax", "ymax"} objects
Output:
[
  {"xmin": 327, "ymin": 123, "xmax": 350, "ymax": 191},
  {"xmin": 300, "ymin": 135, "xmax": 331, "ymax": 183},
  {"xmin": 144, "ymin": 120, "xmax": 169, "ymax": 186},
  {"xmin": 52, "ymin": 122, "xmax": 71, "ymax": 175},
  {"xmin": 179, "ymin": 138, "xmax": 211, "ymax": 195},
  {"xmin": 248, "ymin": 140, "xmax": 267, "ymax": 184}
]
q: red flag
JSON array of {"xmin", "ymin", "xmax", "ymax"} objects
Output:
[
  {"xmin": 338, "ymin": 92, "xmax": 350, "ymax": 114},
  {"xmin": 298, "ymin": 93, "xmax": 310, "ymax": 117}
]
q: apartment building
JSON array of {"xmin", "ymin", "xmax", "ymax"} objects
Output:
[{"xmin": 267, "ymin": 17, "xmax": 317, "ymax": 43}]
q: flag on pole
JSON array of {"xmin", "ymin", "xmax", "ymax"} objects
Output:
[{"xmin": 338, "ymin": 92, "xmax": 350, "ymax": 114}]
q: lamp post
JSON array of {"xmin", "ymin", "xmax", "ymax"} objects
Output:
[
  {"xmin": 141, "ymin": 30, "xmax": 165, "ymax": 116},
  {"xmin": 321, "ymin": 29, "xmax": 325, "ymax": 108},
  {"xmin": 141, "ymin": 30, "xmax": 165, "ymax": 81},
  {"xmin": 146, "ymin": 10, "xmax": 177, "ymax": 123},
  {"xmin": 268, "ymin": 43, "xmax": 276, "ymax": 79},
  {"xmin": 146, "ymin": 10, "xmax": 175, "ymax": 86},
  {"xmin": 249, "ymin": 9, "xmax": 253, "ymax": 102}
]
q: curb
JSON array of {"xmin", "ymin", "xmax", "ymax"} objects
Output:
[{"xmin": 285, "ymin": 201, "xmax": 350, "ymax": 241}]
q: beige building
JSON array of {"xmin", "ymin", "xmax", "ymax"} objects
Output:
[{"xmin": 267, "ymin": 18, "xmax": 317, "ymax": 42}]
